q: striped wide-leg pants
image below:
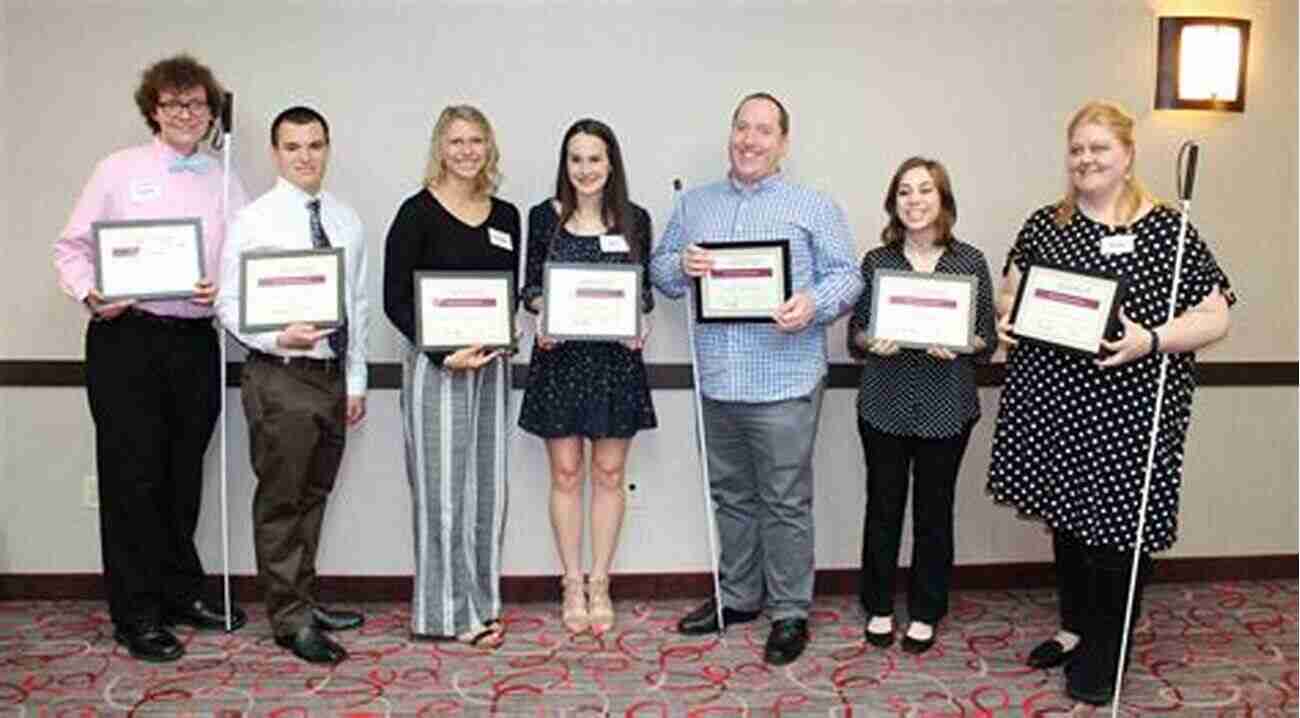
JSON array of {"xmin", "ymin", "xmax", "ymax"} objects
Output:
[{"xmin": 400, "ymin": 347, "xmax": 509, "ymax": 637}]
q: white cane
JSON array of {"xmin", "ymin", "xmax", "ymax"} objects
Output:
[
  {"xmin": 1110, "ymin": 140, "xmax": 1200, "ymax": 714},
  {"xmin": 674, "ymin": 179, "xmax": 726, "ymax": 635},
  {"xmin": 216, "ymin": 92, "xmax": 235, "ymax": 632}
]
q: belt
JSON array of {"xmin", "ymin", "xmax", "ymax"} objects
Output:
[
  {"xmin": 113, "ymin": 307, "xmax": 214, "ymax": 331},
  {"xmin": 248, "ymin": 350, "xmax": 341, "ymax": 372}
]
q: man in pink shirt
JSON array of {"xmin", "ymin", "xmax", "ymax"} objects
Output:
[{"xmin": 53, "ymin": 54, "xmax": 248, "ymax": 662}]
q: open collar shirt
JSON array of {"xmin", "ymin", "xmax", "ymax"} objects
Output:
[
  {"xmin": 55, "ymin": 137, "xmax": 247, "ymax": 318},
  {"xmin": 216, "ymin": 177, "xmax": 369, "ymax": 396},
  {"xmin": 650, "ymin": 173, "xmax": 863, "ymax": 402}
]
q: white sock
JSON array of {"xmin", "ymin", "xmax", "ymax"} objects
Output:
[
  {"xmin": 906, "ymin": 621, "xmax": 934, "ymax": 641},
  {"xmin": 1054, "ymin": 629, "xmax": 1080, "ymax": 651},
  {"xmin": 867, "ymin": 615, "xmax": 894, "ymax": 634}
]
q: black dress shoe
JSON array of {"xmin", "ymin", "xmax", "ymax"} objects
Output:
[
  {"xmin": 164, "ymin": 598, "xmax": 247, "ymax": 632},
  {"xmin": 311, "ymin": 606, "xmax": 364, "ymax": 632},
  {"xmin": 275, "ymin": 625, "xmax": 346, "ymax": 664},
  {"xmin": 764, "ymin": 618, "xmax": 810, "ymax": 665},
  {"xmin": 1027, "ymin": 637, "xmax": 1077, "ymax": 669},
  {"xmin": 677, "ymin": 598, "xmax": 761, "ymax": 635},
  {"xmin": 114, "ymin": 623, "xmax": 184, "ymax": 663}
]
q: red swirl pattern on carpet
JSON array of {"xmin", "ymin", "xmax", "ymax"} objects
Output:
[{"xmin": 0, "ymin": 581, "xmax": 1295, "ymax": 715}]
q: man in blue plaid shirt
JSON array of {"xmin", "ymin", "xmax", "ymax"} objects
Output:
[{"xmin": 650, "ymin": 92, "xmax": 862, "ymax": 665}]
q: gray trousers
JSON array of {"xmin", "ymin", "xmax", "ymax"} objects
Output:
[
  {"xmin": 702, "ymin": 382, "xmax": 825, "ymax": 620},
  {"xmin": 400, "ymin": 347, "xmax": 508, "ymax": 637}
]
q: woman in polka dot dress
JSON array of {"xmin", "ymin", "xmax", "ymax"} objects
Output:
[
  {"xmin": 848, "ymin": 157, "xmax": 995, "ymax": 655},
  {"xmin": 988, "ymin": 101, "xmax": 1232, "ymax": 705},
  {"xmin": 518, "ymin": 119, "xmax": 657, "ymax": 637}
]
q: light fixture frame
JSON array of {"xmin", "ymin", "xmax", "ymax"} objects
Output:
[{"xmin": 1155, "ymin": 16, "xmax": 1251, "ymax": 112}]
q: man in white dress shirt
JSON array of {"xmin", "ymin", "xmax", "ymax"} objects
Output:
[{"xmin": 216, "ymin": 106, "xmax": 369, "ymax": 664}]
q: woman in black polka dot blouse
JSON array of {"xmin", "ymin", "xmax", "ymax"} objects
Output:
[
  {"xmin": 848, "ymin": 157, "xmax": 996, "ymax": 655},
  {"xmin": 988, "ymin": 101, "xmax": 1232, "ymax": 706},
  {"xmin": 518, "ymin": 119, "xmax": 657, "ymax": 638}
]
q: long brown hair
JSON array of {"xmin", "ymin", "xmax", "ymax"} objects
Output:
[
  {"xmin": 552, "ymin": 118, "xmax": 642, "ymax": 260},
  {"xmin": 880, "ymin": 156, "xmax": 958, "ymax": 246},
  {"xmin": 1054, "ymin": 101, "xmax": 1156, "ymax": 227}
]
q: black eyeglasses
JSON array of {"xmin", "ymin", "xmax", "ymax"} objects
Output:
[{"xmin": 157, "ymin": 100, "xmax": 210, "ymax": 117}]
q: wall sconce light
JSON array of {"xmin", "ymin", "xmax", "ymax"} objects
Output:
[{"xmin": 1155, "ymin": 17, "xmax": 1251, "ymax": 112}]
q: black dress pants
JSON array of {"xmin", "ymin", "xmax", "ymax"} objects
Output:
[
  {"xmin": 1054, "ymin": 530, "xmax": 1154, "ymax": 677},
  {"xmin": 84, "ymin": 311, "xmax": 219, "ymax": 627},
  {"xmin": 858, "ymin": 420, "xmax": 974, "ymax": 624}
]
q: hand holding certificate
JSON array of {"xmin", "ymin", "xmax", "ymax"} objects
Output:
[
  {"xmin": 415, "ymin": 271, "xmax": 515, "ymax": 351},
  {"xmin": 239, "ymin": 248, "xmax": 345, "ymax": 333},
  {"xmin": 868, "ymin": 269, "xmax": 977, "ymax": 352},
  {"xmin": 93, "ymin": 218, "xmax": 204, "ymax": 301},
  {"xmin": 692, "ymin": 240, "xmax": 792, "ymax": 323},
  {"xmin": 1009, "ymin": 264, "xmax": 1125, "ymax": 355},
  {"xmin": 542, "ymin": 263, "xmax": 641, "ymax": 341}
]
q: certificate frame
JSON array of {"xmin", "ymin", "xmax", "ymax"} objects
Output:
[
  {"xmin": 92, "ymin": 218, "xmax": 204, "ymax": 301},
  {"xmin": 868, "ymin": 269, "xmax": 978, "ymax": 352},
  {"xmin": 414, "ymin": 270, "xmax": 516, "ymax": 351},
  {"xmin": 239, "ymin": 247, "xmax": 345, "ymax": 333},
  {"xmin": 692, "ymin": 240, "xmax": 792, "ymax": 323},
  {"xmin": 542, "ymin": 262, "xmax": 642, "ymax": 342},
  {"xmin": 1010, "ymin": 262, "xmax": 1127, "ymax": 356}
]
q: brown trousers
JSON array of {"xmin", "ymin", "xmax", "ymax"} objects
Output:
[{"xmin": 240, "ymin": 354, "xmax": 346, "ymax": 636}]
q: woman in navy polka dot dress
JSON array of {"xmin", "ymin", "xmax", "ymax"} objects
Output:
[
  {"xmin": 518, "ymin": 119, "xmax": 657, "ymax": 638},
  {"xmin": 988, "ymin": 101, "xmax": 1232, "ymax": 705},
  {"xmin": 848, "ymin": 157, "xmax": 996, "ymax": 655}
]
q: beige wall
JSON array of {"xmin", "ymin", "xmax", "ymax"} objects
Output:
[{"xmin": 1, "ymin": 1, "xmax": 1295, "ymax": 577}]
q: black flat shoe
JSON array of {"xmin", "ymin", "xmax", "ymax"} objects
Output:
[
  {"xmin": 677, "ymin": 598, "xmax": 761, "ymax": 635},
  {"xmin": 275, "ymin": 625, "xmax": 346, "ymax": 664},
  {"xmin": 1027, "ymin": 637, "xmax": 1078, "ymax": 669},
  {"xmin": 164, "ymin": 598, "xmax": 247, "ymax": 632},
  {"xmin": 865, "ymin": 626, "xmax": 895, "ymax": 648},
  {"xmin": 311, "ymin": 606, "xmax": 364, "ymax": 632},
  {"xmin": 763, "ymin": 618, "xmax": 810, "ymax": 665},
  {"xmin": 900, "ymin": 633, "xmax": 935, "ymax": 654},
  {"xmin": 114, "ymin": 623, "xmax": 184, "ymax": 662}
]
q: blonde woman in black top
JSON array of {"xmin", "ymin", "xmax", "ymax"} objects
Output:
[
  {"xmin": 383, "ymin": 105, "xmax": 520, "ymax": 649},
  {"xmin": 848, "ymin": 157, "xmax": 995, "ymax": 654}
]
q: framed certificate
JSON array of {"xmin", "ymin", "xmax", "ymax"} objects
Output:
[
  {"xmin": 239, "ymin": 247, "xmax": 345, "ymax": 333},
  {"xmin": 868, "ymin": 269, "xmax": 977, "ymax": 352},
  {"xmin": 693, "ymin": 240, "xmax": 792, "ymax": 323},
  {"xmin": 1010, "ymin": 263, "xmax": 1126, "ymax": 355},
  {"xmin": 92, "ymin": 218, "xmax": 203, "ymax": 301},
  {"xmin": 415, "ymin": 271, "xmax": 515, "ymax": 351},
  {"xmin": 542, "ymin": 263, "xmax": 642, "ymax": 341}
]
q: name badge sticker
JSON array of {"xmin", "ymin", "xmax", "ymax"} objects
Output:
[
  {"xmin": 488, "ymin": 228, "xmax": 513, "ymax": 251},
  {"xmin": 1100, "ymin": 234, "xmax": 1135, "ymax": 256},
  {"xmin": 129, "ymin": 180, "xmax": 162, "ymax": 203},
  {"xmin": 600, "ymin": 234, "xmax": 630, "ymax": 253}
]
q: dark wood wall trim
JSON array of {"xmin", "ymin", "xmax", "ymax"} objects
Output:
[
  {"xmin": 2, "ymin": 554, "xmax": 1293, "ymax": 602},
  {"xmin": 2, "ymin": 360, "xmax": 1295, "ymax": 389}
]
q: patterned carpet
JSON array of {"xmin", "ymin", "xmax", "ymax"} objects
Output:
[{"xmin": 0, "ymin": 580, "xmax": 1294, "ymax": 716}]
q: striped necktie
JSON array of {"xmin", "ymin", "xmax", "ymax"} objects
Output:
[{"xmin": 307, "ymin": 198, "xmax": 348, "ymax": 360}]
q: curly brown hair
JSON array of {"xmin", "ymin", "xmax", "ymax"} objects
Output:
[{"xmin": 133, "ymin": 54, "xmax": 225, "ymax": 136}]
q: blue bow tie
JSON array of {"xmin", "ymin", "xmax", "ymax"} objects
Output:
[{"xmin": 168, "ymin": 153, "xmax": 212, "ymax": 175}]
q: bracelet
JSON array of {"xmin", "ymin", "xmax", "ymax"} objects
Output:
[{"xmin": 1147, "ymin": 327, "xmax": 1161, "ymax": 356}]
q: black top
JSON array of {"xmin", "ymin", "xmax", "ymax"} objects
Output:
[
  {"xmin": 520, "ymin": 200, "xmax": 654, "ymax": 314},
  {"xmin": 988, "ymin": 204, "xmax": 1234, "ymax": 551},
  {"xmin": 382, "ymin": 189, "xmax": 521, "ymax": 365},
  {"xmin": 847, "ymin": 240, "xmax": 996, "ymax": 438}
]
